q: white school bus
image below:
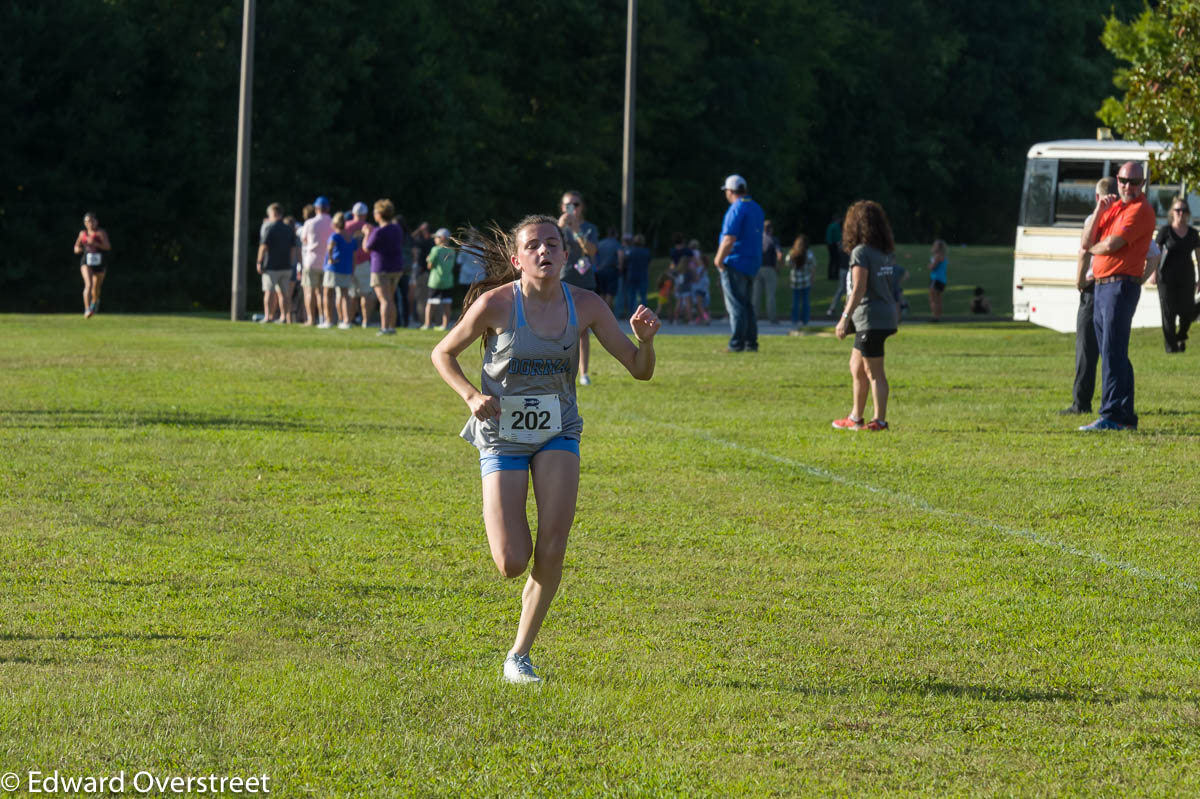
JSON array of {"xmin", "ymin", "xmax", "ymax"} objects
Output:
[{"xmin": 1012, "ymin": 139, "xmax": 1197, "ymax": 333}]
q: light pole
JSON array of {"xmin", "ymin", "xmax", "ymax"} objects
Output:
[
  {"xmin": 230, "ymin": 0, "xmax": 255, "ymax": 321},
  {"xmin": 621, "ymin": 0, "xmax": 637, "ymax": 240}
]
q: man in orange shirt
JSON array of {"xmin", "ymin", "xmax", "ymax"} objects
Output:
[{"xmin": 1075, "ymin": 161, "xmax": 1157, "ymax": 431}]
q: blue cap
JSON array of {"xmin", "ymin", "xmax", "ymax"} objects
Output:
[{"xmin": 314, "ymin": 196, "xmax": 330, "ymax": 209}]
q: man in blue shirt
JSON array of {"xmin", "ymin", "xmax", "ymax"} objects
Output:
[{"xmin": 714, "ymin": 174, "xmax": 765, "ymax": 352}]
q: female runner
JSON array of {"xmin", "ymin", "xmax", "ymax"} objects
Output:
[
  {"xmin": 432, "ymin": 215, "xmax": 661, "ymax": 684},
  {"xmin": 75, "ymin": 212, "xmax": 111, "ymax": 318}
]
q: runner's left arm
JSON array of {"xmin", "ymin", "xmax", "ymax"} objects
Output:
[{"xmin": 581, "ymin": 291, "xmax": 660, "ymax": 380}]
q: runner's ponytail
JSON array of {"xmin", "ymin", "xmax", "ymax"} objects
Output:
[{"xmin": 456, "ymin": 215, "xmax": 564, "ymax": 317}]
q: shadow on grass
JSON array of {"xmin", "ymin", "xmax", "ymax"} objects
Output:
[
  {"xmin": 1034, "ymin": 427, "xmax": 1200, "ymax": 438},
  {"xmin": 0, "ymin": 631, "xmax": 217, "ymax": 665},
  {"xmin": 0, "ymin": 631, "xmax": 218, "ymax": 642},
  {"xmin": 1143, "ymin": 407, "xmax": 1200, "ymax": 417},
  {"xmin": 0, "ymin": 408, "xmax": 429, "ymax": 435},
  {"xmin": 685, "ymin": 673, "xmax": 1180, "ymax": 704}
]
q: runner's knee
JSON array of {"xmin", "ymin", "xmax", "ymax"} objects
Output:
[
  {"xmin": 533, "ymin": 536, "xmax": 568, "ymax": 570},
  {"xmin": 496, "ymin": 549, "xmax": 531, "ymax": 579}
]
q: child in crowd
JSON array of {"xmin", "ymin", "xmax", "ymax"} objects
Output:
[
  {"xmin": 928, "ymin": 239, "xmax": 948, "ymax": 321},
  {"xmin": 686, "ymin": 237, "xmax": 710, "ymax": 321},
  {"xmin": 891, "ymin": 258, "xmax": 909, "ymax": 318},
  {"xmin": 322, "ymin": 213, "xmax": 356, "ymax": 329},
  {"xmin": 424, "ymin": 227, "xmax": 457, "ymax": 330},
  {"xmin": 667, "ymin": 234, "xmax": 691, "ymax": 324},
  {"xmin": 687, "ymin": 240, "xmax": 711, "ymax": 324},
  {"xmin": 971, "ymin": 286, "xmax": 991, "ymax": 314},
  {"xmin": 656, "ymin": 266, "xmax": 675, "ymax": 320},
  {"xmin": 786, "ymin": 234, "xmax": 815, "ymax": 328},
  {"xmin": 673, "ymin": 253, "xmax": 693, "ymax": 324}
]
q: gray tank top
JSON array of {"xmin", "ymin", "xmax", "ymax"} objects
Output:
[{"xmin": 460, "ymin": 281, "xmax": 583, "ymax": 455}]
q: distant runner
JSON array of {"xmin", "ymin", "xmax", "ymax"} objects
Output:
[{"xmin": 75, "ymin": 212, "xmax": 111, "ymax": 318}]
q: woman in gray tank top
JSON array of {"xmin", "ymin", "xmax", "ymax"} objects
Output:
[{"xmin": 432, "ymin": 215, "xmax": 662, "ymax": 684}]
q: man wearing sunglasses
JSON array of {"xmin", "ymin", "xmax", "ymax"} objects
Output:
[{"xmin": 1075, "ymin": 161, "xmax": 1158, "ymax": 431}]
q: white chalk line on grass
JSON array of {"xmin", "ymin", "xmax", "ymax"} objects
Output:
[{"xmin": 648, "ymin": 420, "xmax": 1196, "ymax": 593}]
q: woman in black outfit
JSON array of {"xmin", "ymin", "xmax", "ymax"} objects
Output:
[{"xmin": 1155, "ymin": 196, "xmax": 1200, "ymax": 353}]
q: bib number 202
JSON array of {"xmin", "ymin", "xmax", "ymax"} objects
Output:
[
  {"xmin": 510, "ymin": 410, "xmax": 552, "ymax": 431},
  {"xmin": 498, "ymin": 394, "xmax": 563, "ymax": 445}
]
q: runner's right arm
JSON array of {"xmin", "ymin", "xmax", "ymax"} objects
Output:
[{"xmin": 431, "ymin": 288, "xmax": 510, "ymax": 420}]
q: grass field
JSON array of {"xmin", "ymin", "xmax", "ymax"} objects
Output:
[{"xmin": 2, "ymin": 297, "xmax": 1199, "ymax": 796}]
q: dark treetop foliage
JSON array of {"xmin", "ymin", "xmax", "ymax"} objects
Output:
[{"xmin": 2, "ymin": 0, "xmax": 1139, "ymax": 311}]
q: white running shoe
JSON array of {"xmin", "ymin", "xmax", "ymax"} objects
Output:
[
  {"xmin": 317, "ymin": 322, "xmax": 333, "ymax": 329},
  {"xmin": 502, "ymin": 652, "xmax": 541, "ymax": 684},
  {"xmin": 337, "ymin": 322, "xmax": 351, "ymax": 330}
]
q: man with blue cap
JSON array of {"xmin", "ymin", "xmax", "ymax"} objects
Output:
[
  {"xmin": 714, "ymin": 174, "xmax": 765, "ymax": 352},
  {"xmin": 300, "ymin": 195, "xmax": 334, "ymax": 326}
]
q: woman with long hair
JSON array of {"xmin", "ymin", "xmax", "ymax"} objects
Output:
[
  {"xmin": 1154, "ymin": 196, "xmax": 1200, "ymax": 352},
  {"xmin": 786, "ymin": 234, "xmax": 815, "ymax": 328},
  {"xmin": 832, "ymin": 201, "xmax": 899, "ymax": 431},
  {"xmin": 431, "ymin": 215, "xmax": 661, "ymax": 684},
  {"xmin": 74, "ymin": 212, "xmax": 111, "ymax": 318}
]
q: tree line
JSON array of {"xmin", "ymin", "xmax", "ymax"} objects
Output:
[{"xmin": 2, "ymin": 0, "xmax": 1141, "ymax": 312}]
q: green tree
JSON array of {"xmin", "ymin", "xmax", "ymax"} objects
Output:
[
  {"xmin": 0, "ymin": 0, "xmax": 1157, "ymax": 312},
  {"xmin": 1099, "ymin": 0, "xmax": 1200, "ymax": 188}
]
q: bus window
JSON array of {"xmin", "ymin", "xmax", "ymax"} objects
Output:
[
  {"xmin": 1020, "ymin": 158, "xmax": 1055, "ymax": 226},
  {"xmin": 1054, "ymin": 160, "xmax": 1105, "ymax": 225},
  {"xmin": 1146, "ymin": 182, "xmax": 1186, "ymax": 221}
]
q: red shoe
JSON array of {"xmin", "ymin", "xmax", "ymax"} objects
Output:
[
  {"xmin": 865, "ymin": 419, "xmax": 889, "ymax": 431},
  {"xmin": 831, "ymin": 416, "xmax": 865, "ymax": 430}
]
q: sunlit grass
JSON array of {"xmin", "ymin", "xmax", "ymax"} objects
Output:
[{"xmin": 0, "ymin": 307, "xmax": 1197, "ymax": 797}]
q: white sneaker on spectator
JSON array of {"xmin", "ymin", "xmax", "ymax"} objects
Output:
[
  {"xmin": 317, "ymin": 322, "xmax": 333, "ymax": 329},
  {"xmin": 337, "ymin": 322, "xmax": 351, "ymax": 330}
]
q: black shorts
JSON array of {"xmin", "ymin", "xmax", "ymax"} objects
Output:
[
  {"xmin": 81, "ymin": 256, "xmax": 106, "ymax": 274},
  {"xmin": 853, "ymin": 328, "xmax": 895, "ymax": 358},
  {"xmin": 930, "ymin": 280, "xmax": 946, "ymax": 293},
  {"xmin": 428, "ymin": 288, "xmax": 453, "ymax": 303}
]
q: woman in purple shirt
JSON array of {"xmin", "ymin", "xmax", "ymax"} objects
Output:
[{"xmin": 363, "ymin": 198, "xmax": 407, "ymax": 336}]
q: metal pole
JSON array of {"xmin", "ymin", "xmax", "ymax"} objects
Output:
[
  {"xmin": 230, "ymin": 0, "xmax": 255, "ymax": 321},
  {"xmin": 621, "ymin": 0, "xmax": 637, "ymax": 239}
]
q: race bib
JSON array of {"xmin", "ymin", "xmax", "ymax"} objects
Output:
[
  {"xmin": 85, "ymin": 252, "xmax": 102, "ymax": 266},
  {"xmin": 498, "ymin": 394, "xmax": 562, "ymax": 444}
]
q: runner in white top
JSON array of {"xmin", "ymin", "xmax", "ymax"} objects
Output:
[{"xmin": 432, "ymin": 215, "xmax": 661, "ymax": 684}]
